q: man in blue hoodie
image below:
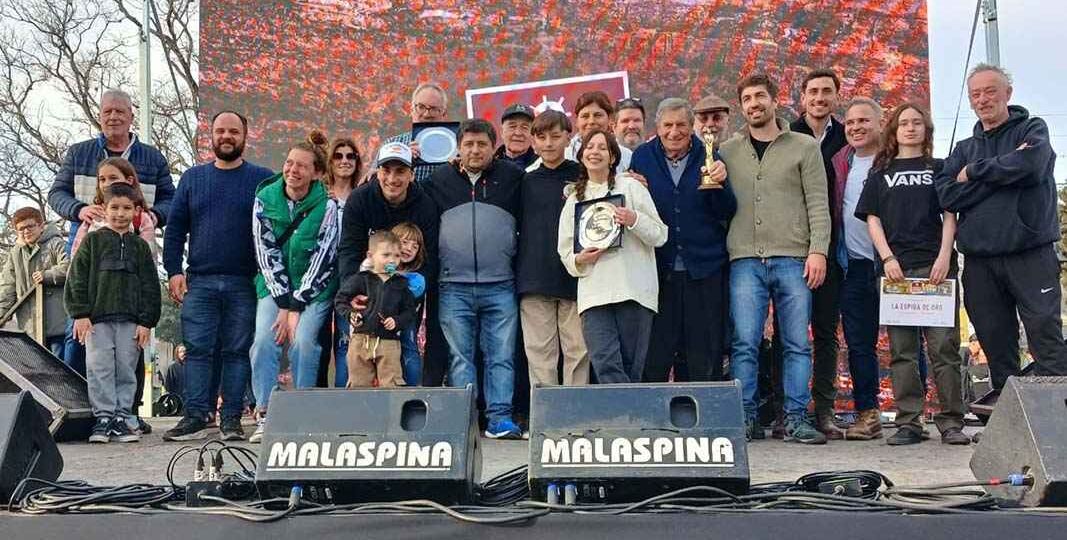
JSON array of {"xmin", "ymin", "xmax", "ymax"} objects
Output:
[
  {"xmin": 632, "ymin": 98, "xmax": 736, "ymax": 383},
  {"xmin": 936, "ymin": 63, "xmax": 1067, "ymax": 395}
]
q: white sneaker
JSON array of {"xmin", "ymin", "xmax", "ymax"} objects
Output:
[{"xmin": 248, "ymin": 418, "xmax": 266, "ymax": 444}]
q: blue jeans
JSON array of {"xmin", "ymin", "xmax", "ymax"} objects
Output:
[
  {"xmin": 334, "ymin": 312, "xmax": 350, "ymax": 388},
  {"xmin": 62, "ymin": 319, "xmax": 86, "ymax": 377},
  {"xmin": 730, "ymin": 257, "xmax": 813, "ymax": 419},
  {"xmin": 250, "ymin": 298, "xmax": 331, "ymax": 412},
  {"xmin": 840, "ymin": 258, "xmax": 881, "ymax": 411},
  {"xmin": 401, "ymin": 326, "xmax": 422, "ymax": 385},
  {"xmin": 439, "ymin": 280, "xmax": 517, "ymax": 424},
  {"xmin": 181, "ymin": 274, "xmax": 257, "ymax": 419}
]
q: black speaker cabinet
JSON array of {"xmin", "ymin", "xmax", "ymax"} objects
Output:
[
  {"xmin": 0, "ymin": 391, "xmax": 64, "ymax": 503},
  {"xmin": 529, "ymin": 382, "xmax": 750, "ymax": 502},
  {"xmin": 255, "ymin": 386, "xmax": 481, "ymax": 504},
  {"xmin": 970, "ymin": 376, "xmax": 1067, "ymax": 506},
  {"xmin": 0, "ymin": 330, "xmax": 92, "ymax": 441}
]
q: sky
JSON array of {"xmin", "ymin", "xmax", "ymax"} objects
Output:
[{"xmin": 928, "ymin": 0, "xmax": 1067, "ymax": 180}]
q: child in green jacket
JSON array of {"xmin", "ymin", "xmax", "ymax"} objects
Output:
[{"xmin": 65, "ymin": 183, "xmax": 161, "ymax": 444}]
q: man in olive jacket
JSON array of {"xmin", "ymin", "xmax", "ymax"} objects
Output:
[{"xmin": 719, "ymin": 73, "xmax": 830, "ymax": 445}]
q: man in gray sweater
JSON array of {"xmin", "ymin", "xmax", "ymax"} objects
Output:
[{"xmin": 719, "ymin": 73, "xmax": 831, "ymax": 444}]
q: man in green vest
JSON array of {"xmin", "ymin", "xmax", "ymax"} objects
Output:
[{"xmin": 248, "ymin": 140, "xmax": 339, "ymax": 443}]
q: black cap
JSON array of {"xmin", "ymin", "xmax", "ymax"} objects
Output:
[{"xmin": 501, "ymin": 103, "xmax": 535, "ymax": 122}]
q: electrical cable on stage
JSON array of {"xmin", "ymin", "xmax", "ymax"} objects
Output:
[{"xmin": 7, "ymin": 461, "xmax": 1061, "ymax": 522}]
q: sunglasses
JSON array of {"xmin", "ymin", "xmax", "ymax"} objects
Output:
[
  {"xmin": 332, "ymin": 152, "xmax": 358, "ymax": 161},
  {"xmin": 616, "ymin": 97, "xmax": 645, "ymax": 113}
]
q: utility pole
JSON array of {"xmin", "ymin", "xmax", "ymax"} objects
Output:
[
  {"xmin": 138, "ymin": 0, "xmax": 153, "ymax": 144},
  {"xmin": 983, "ymin": 0, "xmax": 1000, "ymax": 66}
]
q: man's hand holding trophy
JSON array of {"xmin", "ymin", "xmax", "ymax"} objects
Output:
[{"xmin": 699, "ymin": 131, "xmax": 727, "ymax": 190}]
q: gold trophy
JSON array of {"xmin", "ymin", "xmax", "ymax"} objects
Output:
[{"xmin": 699, "ymin": 131, "xmax": 722, "ymax": 190}]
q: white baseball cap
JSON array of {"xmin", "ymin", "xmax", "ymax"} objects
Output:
[{"xmin": 376, "ymin": 142, "xmax": 413, "ymax": 168}]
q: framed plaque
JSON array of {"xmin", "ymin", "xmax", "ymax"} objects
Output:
[
  {"xmin": 412, "ymin": 121, "xmax": 460, "ymax": 165},
  {"xmin": 573, "ymin": 194, "xmax": 625, "ymax": 253}
]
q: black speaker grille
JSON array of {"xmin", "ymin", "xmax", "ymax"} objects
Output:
[{"xmin": 0, "ymin": 333, "xmax": 90, "ymax": 411}]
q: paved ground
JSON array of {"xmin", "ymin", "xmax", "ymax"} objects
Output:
[{"xmin": 57, "ymin": 417, "xmax": 982, "ymax": 487}]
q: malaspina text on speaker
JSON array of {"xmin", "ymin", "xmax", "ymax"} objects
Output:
[
  {"xmin": 539, "ymin": 436, "xmax": 735, "ymax": 467},
  {"xmin": 265, "ymin": 441, "xmax": 454, "ymax": 471}
]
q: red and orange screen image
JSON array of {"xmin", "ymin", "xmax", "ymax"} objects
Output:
[{"xmin": 200, "ymin": 0, "xmax": 929, "ymax": 169}]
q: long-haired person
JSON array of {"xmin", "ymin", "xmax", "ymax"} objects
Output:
[
  {"xmin": 855, "ymin": 103, "xmax": 969, "ymax": 446},
  {"xmin": 558, "ymin": 130, "xmax": 667, "ymax": 383},
  {"xmin": 319, "ymin": 137, "xmax": 363, "ymax": 388}
]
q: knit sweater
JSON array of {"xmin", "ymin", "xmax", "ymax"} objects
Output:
[
  {"xmin": 557, "ymin": 174, "xmax": 668, "ymax": 314},
  {"xmin": 719, "ymin": 118, "xmax": 831, "ymax": 260},
  {"xmin": 163, "ymin": 161, "xmax": 274, "ymax": 278}
]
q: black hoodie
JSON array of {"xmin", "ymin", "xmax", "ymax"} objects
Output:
[
  {"xmin": 516, "ymin": 159, "xmax": 580, "ymax": 299},
  {"xmin": 935, "ymin": 105, "xmax": 1058, "ymax": 256},
  {"xmin": 339, "ymin": 177, "xmax": 440, "ymax": 281}
]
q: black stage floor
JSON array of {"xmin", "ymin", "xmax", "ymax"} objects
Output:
[{"xmin": 4, "ymin": 510, "xmax": 1066, "ymax": 539}]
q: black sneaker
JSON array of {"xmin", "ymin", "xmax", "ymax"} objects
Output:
[
  {"xmin": 138, "ymin": 417, "xmax": 153, "ymax": 435},
  {"xmin": 219, "ymin": 416, "xmax": 245, "ymax": 441},
  {"xmin": 162, "ymin": 416, "xmax": 209, "ymax": 441},
  {"xmin": 887, "ymin": 425, "xmax": 923, "ymax": 446},
  {"xmin": 746, "ymin": 419, "xmax": 766, "ymax": 441},
  {"xmin": 89, "ymin": 417, "xmax": 111, "ymax": 443},
  {"xmin": 110, "ymin": 418, "xmax": 141, "ymax": 443}
]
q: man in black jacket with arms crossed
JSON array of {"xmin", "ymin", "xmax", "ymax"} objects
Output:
[{"xmin": 936, "ymin": 63, "xmax": 1067, "ymax": 399}]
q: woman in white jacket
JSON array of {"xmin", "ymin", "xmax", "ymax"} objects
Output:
[{"xmin": 558, "ymin": 130, "xmax": 667, "ymax": 383}]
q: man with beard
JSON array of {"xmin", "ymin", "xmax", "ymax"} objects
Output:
[
  {"xmin": 693, "ymin": 94, "xmax": 731, "ymax": 139},
  {"xmin": 785, "ymin": 68, "xmax": 849, "ymax": 439},
  {"xmin": 614, "ymin": 97, "xmax": 647, "ymax": 151},
  {"xmin": 495, "ymin": 104, "xmax": 537, "ymax": 169},
  {"xmin": 719, "ymin": 74, "xmax": 830, "ymax": 444},
  {"xmin": 162, "ymin": 111, "xmax": 274, "ymax": 442}
]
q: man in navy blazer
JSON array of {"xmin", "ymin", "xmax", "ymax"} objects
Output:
[{"xmin": 631, "ymin": 98, "xmax": 737, "ymax": 382}]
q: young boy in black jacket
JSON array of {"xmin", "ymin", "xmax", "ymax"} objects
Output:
[
  {"xmin": 517, "ymin": 110, "xmax": 589, "ymax": 386},
  {"xmin": 335, "ymin": 230, "xmax": 416, "ymax": 388},
  {"xmin": 65, "ymin": 183, "xmax": 161, "ymax": 443}
]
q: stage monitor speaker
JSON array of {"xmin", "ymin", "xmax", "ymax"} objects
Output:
[
  {"xmin": 970, "ymin": 376, "xmax": 1067, "ymax": 506},
  {"xmin": 255, "ymin": 386, "xmax": 481, "ymax": 504},
  {"xmin": 0, "ymin": 391, "xmax": 64, "ymax": 503},
  {"xmin": 528, "ymin": 382, "xmax": 750, "ymax": 502},
  {"xmin": 0, "ymin": 330, "xmax": 92, "ymax": 441}
]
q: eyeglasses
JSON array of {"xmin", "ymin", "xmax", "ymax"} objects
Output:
[
  {"xmin": 413, "ymin": 103, "xmax": 444, "ymax": 115},
  {"xmin": 616, "ymin": 97, "xmax": 645, "ymax": 114},
  {"xmin": 332, "ymin": 152, "xmax": 358, "ymax": 161},
  {"xmin": 15, "ymin": 223, "xmax": 40, "ymax": 233}
]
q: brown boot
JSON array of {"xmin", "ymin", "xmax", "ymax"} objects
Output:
[
  {"xmin": 815, "ymin": 411, "xmax": 845, "ymax": 440},
  {"xmin": 845, "ymin": 409, "xmax": 883, "ymax": 440}
]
